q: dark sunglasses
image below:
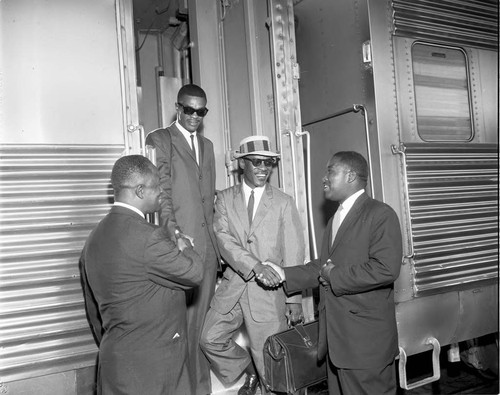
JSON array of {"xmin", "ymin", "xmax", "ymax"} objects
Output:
[
  {"xmin": 243, "ymin": 157, "xmax": 277, "ymax": 167},
  {"xmin": 177, "ymin": 103, "xmax": 209, "ymax": 117}
]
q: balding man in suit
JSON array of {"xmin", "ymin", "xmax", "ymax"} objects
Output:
[{"xmin": 81, "ymin": 155, "xmax": 203, "ymax": 395}]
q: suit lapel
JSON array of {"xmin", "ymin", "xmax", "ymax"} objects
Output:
[
  {"xmin": 233, "ymin": 184, "xmax": 249, "ymax": 230},
  {"xmin": 329, "ymin": 193, "xmax": 369, "ymax": 255},
  {"xmin": 249, "ymin": 184, "xmax": 272, "ymax": 234},
  {"xmin": 169, "ymin": 124, "xmax": 199, "ymax": 170}
]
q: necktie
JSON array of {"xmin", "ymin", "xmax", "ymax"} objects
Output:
[
  {"xmin": 190, "ymin": 134, "xmax": 197, "ymax": 162},
  {"xmin": 248, "ymin": 190, "xmax": 255, "ymax": 225},
  {"xmin": 330, "ymin": 204, "xmax": 344, "ymax": 246}
]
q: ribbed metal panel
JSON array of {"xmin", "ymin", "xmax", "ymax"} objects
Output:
[
  {"xmin": 402, "ymin": 143, "xmax": 498, "ymax": 297},
  {"xmin": 0, "ymin": 144, "xmax": 124, "ymax": 382},
  {"xmin": 392, "ymin": 0, "xmax": 499, "ymax": 51}
]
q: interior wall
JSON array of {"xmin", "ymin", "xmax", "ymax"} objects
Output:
[
  {"xmin": 137, "ymin": 29, "xmax": 184, "ymax": 135},
  {"xmin": 294, "ymin": 0, "xmax": 372, "ymax": 248}
]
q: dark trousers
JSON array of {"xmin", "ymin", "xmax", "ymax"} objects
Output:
[
  {"xmin": 327, "ymin": 358, "xmax": 397, "ymax": 395},
  {"xmin": 186, "ymin": 241, "xmax": 218, "ymax": 395}
]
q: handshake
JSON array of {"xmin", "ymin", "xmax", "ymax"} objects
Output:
[{"xmin": 254, "ymin": 261, "xmax": 285, "ymax": 288}]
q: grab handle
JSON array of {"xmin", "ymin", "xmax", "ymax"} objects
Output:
[{"xmin": 399, "ymin": 337, "xmax": 441, "ymax": 390}]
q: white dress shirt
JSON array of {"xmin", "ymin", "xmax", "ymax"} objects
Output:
[
  {"xmin": 242, "ymin": 181, "xmax": 265, "ymax": 221},
  {"xmin": 175, "ymin": 120, "xmax": 198, "ymax": 164}
]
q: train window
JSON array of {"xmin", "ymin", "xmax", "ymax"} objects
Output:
[{"xmin": 411, "ymin": 43, "xmax": 473, "ymax": 141}]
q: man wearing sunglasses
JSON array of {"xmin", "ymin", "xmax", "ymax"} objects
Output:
[
  {"xmin": 145, "ymin": 84, "xmax": 220, "ymax": 395},
  {"xmin": 200, "ymin": 135, "xmax": 305, "ymax": 395}
]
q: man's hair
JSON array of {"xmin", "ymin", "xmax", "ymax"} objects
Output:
[
  {"xmin": 177, "ymin": 84, "xmax": 207, "ymax": 102},
  {"xmin": 333, "ymin": 151, "xmax": 369, "ymax": 183},
  {"xmin": 111, "ymin": 155, "xmax": 154, "ymax": 194}
]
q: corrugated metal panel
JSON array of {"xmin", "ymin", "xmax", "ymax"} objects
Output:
[
  {"xmin": 392, "ymin": 0, "xmax": 499, "ymax": 51},
  {"xmin": 0, "ymin": 144, "xmax": 124, "ymax": 382},
  {"xmin": 402, "ymin": 143, "xmax": 498, "ymax": 297}
]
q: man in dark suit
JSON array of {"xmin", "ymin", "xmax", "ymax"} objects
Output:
[
  {"xmin": 265, "ymin": 151, "xmax": 403, "ymax": 395},
  {"xmin": 81, "ymin": 155, "xmax": 203, "ymax": 395},
  {"xmin": 145, "ymin": 84, "xmax": 219, "ymax": 394},
  {"xmin": 200, "ymin": 136, "xmax": 305, "ymax": 395}
]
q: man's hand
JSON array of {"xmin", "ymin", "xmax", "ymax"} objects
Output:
[
  {"xmin": 319, "ymin": 259, "xmax": 334, "ymax": 286},
  {"xmin": 261, "ymin": 261, "xmax": 285, "ymax": 282},
  {"xmin": 176, "ymin": 236, "xmax": 193, "ymax": 252},
  {"xmin": 254, "ymin": 262, "xmax": 282, "ymax": 288},
  {"xmin": 286, "ymin": 303, "xmax": 304, "ymax": 326}
]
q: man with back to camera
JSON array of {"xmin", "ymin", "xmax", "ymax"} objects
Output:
[
  {"xmin": 263, "ymin": 151, "xmax": 403, "ymax": 395},
  {"xmin": 80, "ymin": 155, "xmax": 203, "ymax": 394},
  {"xmin": 200, "ymin": 135, "xmax": 305, "ymax": 395},
  {"xmin": 145, "ymin": 84, "xmax": 220, "ymax": 394}
]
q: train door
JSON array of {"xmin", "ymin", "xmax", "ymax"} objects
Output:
[{"xmin": 0, "ymin": 0, "xmax": 142, "ymax": 392}]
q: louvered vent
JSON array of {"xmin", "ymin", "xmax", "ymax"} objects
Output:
[
  {"xmin": 0, "ymin": 144, "xmax": 124, "ymax": 382},
  {"xmin": 392, "ymin": 0, "xmax": 499, "ymax": 51},
  {"xmin": 401, "ymin": 143, "xmax": 498, "ymax": 297}
]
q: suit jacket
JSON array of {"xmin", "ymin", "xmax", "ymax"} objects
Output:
[
  {"xmin": 284, "ymin": 193, "xmax": 402, "ymax": 369},
  {"xmin": 81, "ymin": 206, "xmax": 203, "ymax": 395},
  {"xmin": 211, "ymin": 183, "xmax": 305, "ymax": 322},
  {"xmin": 145, "ymin": 123, "xmax": 220, "ymax": 265}
]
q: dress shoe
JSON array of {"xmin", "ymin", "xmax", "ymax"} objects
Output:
[{"xmin": 238, "ymin": 373, "xmax": 259, "ymax": 395}]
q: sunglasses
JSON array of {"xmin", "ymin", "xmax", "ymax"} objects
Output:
[
  {"xmin": 243, "ymin": 157, "xmax": 277, "ymax": 167},
  {"xmin": 177, "ymin": 103, "xmax": 209, "ymax": 117}
]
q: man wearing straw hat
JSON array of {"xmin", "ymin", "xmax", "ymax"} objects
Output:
[{"xmin": 200, "ymin": 135, "xmax": 305, "ymax": 395}]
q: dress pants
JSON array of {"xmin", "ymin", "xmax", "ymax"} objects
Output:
[
  {"xmin": 186, "ymin": 240, "xmax": 218, "ymax": 395},
  {"xmin": 327, "ymin": 358, "xmax": 397, "ymax": 395},
  {"xmin": 201, "ymin": 285, "xmax": 287, "ymax": 389}
]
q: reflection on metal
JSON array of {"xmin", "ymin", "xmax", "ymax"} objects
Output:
[
  {"xmin": 397, "ymin": 143, "xmax": 498, "ymax": 297},
  {"xmin": 399, "ymin": 337, "xmax": 441, "ymax": 389},
  {"xmin": 392, "ymin": 143, "xmax": 415, "ymax": 260},
  {"xmin": 302, "ymin": 104, "xmax": 375, "ymax": 198},
  {"xmin": 117, "ymin": 0, "xmax": 141, "ymax": 154},
  {"xmin": 269, "ymin": 0, "xmax": 313, "ymax": 321},
  {"xmin": 0, "ymin": 144, "xmax": 124, "ymax": 382},
  {"xmin": 392, "ymin": 0, "xmax": 499, "ymax": 51}
]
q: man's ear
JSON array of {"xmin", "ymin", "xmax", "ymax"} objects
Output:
[
  {"xmin": 238, "ymin": 158, "xmax": 245, "ymax": 170},
  {"xmin": 135, "ymin": 184, "xmax": 144, "ymax": 199},
  {"xmin": 346, "ymin": 171, "xmax": 357, "ymax": 184}
]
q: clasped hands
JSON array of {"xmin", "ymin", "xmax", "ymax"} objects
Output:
[
  {"xmin": 319, "ymin": 259, "xmax": 334, "ymax": 287},
  {"xmin": 253, "ymin": 261, "xmax": 284, "ymax": 288}
]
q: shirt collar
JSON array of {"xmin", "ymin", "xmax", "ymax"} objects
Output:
[
  {"xmin": 242, "ymin": 180, "xmax": 265, "ymax": 200},
  {"xmin": 175, "ymin": 120, "xmax": 197, "ymax": 140},
  {"xmin": 114, "ymin": 201, "xmax": 145, "ymax": 218},
  {"xmin": 341, "ymin": 189, "xmax": 364, "ymax": 213}
]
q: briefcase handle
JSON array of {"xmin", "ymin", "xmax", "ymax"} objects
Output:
[{"xmin": 294, "ymin": 324, "xmax": 313, "ymax": 348}]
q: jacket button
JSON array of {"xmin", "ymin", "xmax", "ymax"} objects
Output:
[
  {"xmin": 199, "ymin": 175, "xmax": 202, "ymax": 180},
  {"xmin": 202, "ymin": 198, "xmax": 205, "ymax": 203},
  {"xmin": 247, "ymin": 239, "xmax": 252, "ymax": 244},
  {"xmin": 202, "ymin": 223, "xmax": 205, "ymax": 227}
]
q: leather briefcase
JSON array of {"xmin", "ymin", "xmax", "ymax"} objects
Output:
[{"xmin": 263, "ymin": 320, "xmax": 327, "ymax": 393}]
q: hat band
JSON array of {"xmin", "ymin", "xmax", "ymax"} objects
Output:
[{"xmin": 242, "ymin": 139, "xmax": 270, "ymax": 154}]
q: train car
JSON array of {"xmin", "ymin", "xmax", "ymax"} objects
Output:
[{"xmin": 0, "ymin": 0, "xmax": 497, "ymax": 393}]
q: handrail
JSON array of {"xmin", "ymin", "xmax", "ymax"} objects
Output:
[
  {"xmin": 296, "ymin": 130, "xmax": 318, "ymax": 259},
  {"xmin": 302, "ymin": 104, "xmax": 374, "ymax": 198},
  {"xmin": 391, "ymin": 143, "xmax": 415, "ymax": 259}
]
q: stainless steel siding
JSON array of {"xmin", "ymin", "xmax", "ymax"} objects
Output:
[
  {"xmin": 392, "ymin": 0, "xmax": 498, "ymax": 50},
  {"xmin": 0, "ymin": 144, "xmax": 124, "ymax": 382},
  {"xmin": 403, "ymin": 143, "xmax": 499, "ymax": 296}
]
